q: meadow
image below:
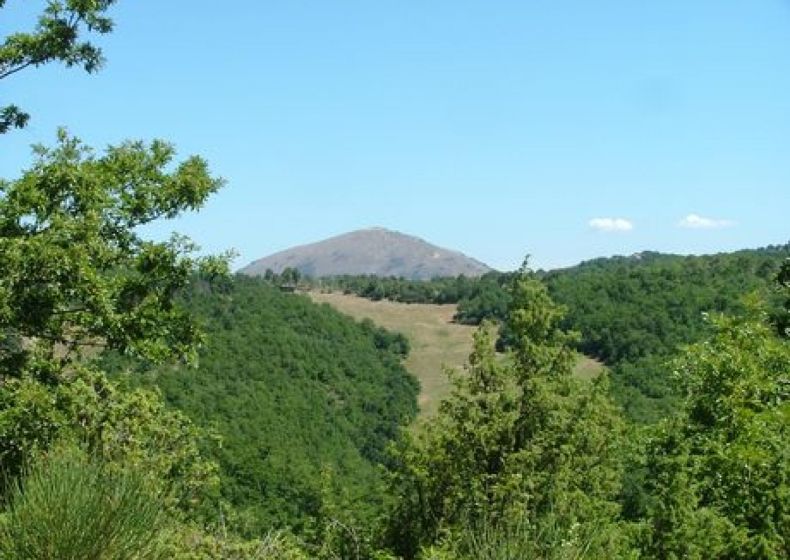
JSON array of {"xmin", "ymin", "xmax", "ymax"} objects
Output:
[{"xmin": 311, "ymin": 291, "xmax": 604, "ymax": 415}]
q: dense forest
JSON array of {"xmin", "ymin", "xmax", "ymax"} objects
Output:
[
  {"xmin": 1, "ymin": 3, "xmax": 788, "ymax": 559},
  {"xmin": 102, "ymin": 276, "xmax": 419, "ymax": 536},
  {"xmin": 545, "ymin": 246, "xmax": 789, "ymax": 421}
]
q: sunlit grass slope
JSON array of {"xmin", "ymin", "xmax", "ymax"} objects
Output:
[
  {"xmin": 311, "ymin": 292, "xmax": 603, "ymax": 416},
  {"xmin": 311, "ymin": 292, "xmax": 474, "ymax": 416}
]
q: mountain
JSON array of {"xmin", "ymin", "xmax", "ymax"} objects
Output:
[{"xmin": 239, "ymin": 227, "xmax": 493, "ymax": 280}]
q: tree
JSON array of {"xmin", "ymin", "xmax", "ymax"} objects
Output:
[
  {"xmin": 0, "ymin": 0, "xmax": 229, "ymax": 540},
  {"xmin": 0, "ymin": 129, "xmax": 228, "ymax": 533},
  {"xmin": 1, "ymin": 4, "xmax": 228, "ymax": 379},
  {"xmin": 0, "ymin": 364, "xmax": 221, "ymax": 514},
  {"xmin": 0, "ymin": 131, "xmax": 227, "ymax": 380},
  {"xmin": 0, "ymin": 3, "xmax": 314, "ymax": 557},
  {"xmin": 280, "ymin": 266, "xmax": 301, "ymax": 287},
  {"xmin": 644, "ymin": 310, "xmax": 790, "ymax": 559},
  {"xmin": 777, "ymin": 258, "xmax": 789, "ymax": 337},
  {"xmin": 386, "ymin": 268, "xmax": 629, "ymax": 558},
  {"xmin": 1, "ymin": 0, "xmax": 116, "ymax": 134}
]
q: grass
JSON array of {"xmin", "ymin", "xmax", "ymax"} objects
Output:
[
  {"xmin": 311, "ymin": 292, "xmax": 474, "ymax": 416},
  {"xmin": 573, "ymin": 354, "xmax": 605, "ymax": 381},
  {"xmin": 0, "ymin": 445, "xmax": 165, "ymax": 560},
  {"xmin": 310, "ymin": 292, "xmax": 605, "ymax": 417}
]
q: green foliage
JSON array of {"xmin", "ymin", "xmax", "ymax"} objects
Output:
[
  {"xmin": 361, "ymin": 317, "xmax": 411, "ymax": 358},
  {"xmin": 643, "ymin": 312, "xmax": 790, "ymax": 559},
  {"xmin": 0, "ymin": 0, "xmax": 116, "ymax": 133},
  {"xmin": 776, "ymin": 258, "xmax": 790, "ymax": 337},
  {"xmin": 0, "ymin": 444, "xmax": 165, "ymax": 560},
  {"xmin": 386, "ymin": 272, "xmax": 628, "ymax": 559},
  {"xmin": 308, "ymin": 272, "xmax": 510, "ymax": 310},
  {"xmin": 0, "ymin": 132, "xmax": 227, "ymax": 377},
  {"xmin": 453, "ymin": 279, "xmax": 511, "ymax": 326},
  {"xmin": 0, "ymin": 3, "xmax": 255, "ymax": 556},
  {"xmin": 544, "ymin": 249, "xmax": 786, "ymax": 364},
  {"xmin": 544, "ymin": 247, "xmax": 789, "ymax": 422},
  {"xmin": 159, "ymin": 525, "xmax": 310, "ymax": 560},
  {"xmin": 105, "ymin": 276, "xmax": 419, "ymax": 536},
  {"xmin": 420, "ymin": 512, "xmax": 637, "ymax": 560},
  {"xmin": 305, "ymin": 247, "xmax": 788, "ymax": 424},
  {"xmin": 0, "ymin": 365, "xmax": 220, "ymax": 518},
  {"xmin": 3, "ymin": 4, "xmax": 787, "ymax": 555}
]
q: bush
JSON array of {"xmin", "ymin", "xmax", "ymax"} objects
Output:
[
  {"xmin": 0, "ymin": 445, "xmax": 165, "ymax": 560},
  {"xmin": 159, "ymin": 525, "xmax": 310, "ymax": 560},
  {"xmin": 0, "ymin": 366, "xmax": 220, "ymax": 520},
  {"xmin": 421, "ymin": 512, "xmax": 638, "ymax": 560}
]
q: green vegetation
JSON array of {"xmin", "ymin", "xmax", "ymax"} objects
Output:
[
  {"xmin": 0, "ymin": 364, "xmax": 220, "ymax": 519},
  {"xmin": 309, "ymin": 271, "xmax": 508, "ymax": 311},
  {"xmin": 1, "ymin": 0, "xmax": 116, "ymax": 134},
  {"xmin": 311, "ymin": 291, "xmax": 604, "ymax": 416},
  {"xmin": 543, "ymin": 247, "xmax": 789, "ymax": 422},
  {"xmin": 643, "ymin": 309, "xmax": 790, "ymax": 559},
  {"xmin": 0, "ymin": 445, "xmax": 165, "ymax": 560},
  {"xmin": 777, "ymin": 258, "xmax": 790, "ymax": 337},
  {"xmin": 2, "ymin": 2, "xmax": 788, "ymax": 558},
  {"xmin": 0, "ymin": 130, "xmax": 226, "ymax": 378},
  {"xmin": 308, "ymin": 246, "xmax": 789, "ymax": 423},
  {"xmin": 104, "ymin": 276, "xmax": 419, "ymax": 536},
  {"xmin": 310, "ymin": 291, "xmax": 477, "ymax": 416},
  {"xmin": 0, "ymin": 2, "xmax": 237, "ymax": 556},
  {"xmin": 385, "ymin": 273, "xmax": 628, "ymax": 559}
]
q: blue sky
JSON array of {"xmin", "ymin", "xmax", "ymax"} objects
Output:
[{"xmin": 2, "ymin": 0, "xmax": 789, "ymax": 270}]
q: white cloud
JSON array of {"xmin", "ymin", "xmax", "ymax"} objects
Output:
[
  {"xmin": 588, "ymin": 217, "xmax": 634, "ymax": 232},
  {"xmin": 678, "ymin": 213, "xmax": 735, "ymax": 229}
]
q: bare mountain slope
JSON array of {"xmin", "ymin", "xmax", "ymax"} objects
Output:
[{"xmin": 240, "ymin": 227, "xmax": 492, "ymax": 280}]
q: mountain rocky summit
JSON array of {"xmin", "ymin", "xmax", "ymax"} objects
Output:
[{"xmin": 240, "ymin": 227, "xmax": 493, "ymax": 280}]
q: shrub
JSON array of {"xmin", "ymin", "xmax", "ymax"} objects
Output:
[{"xmin": 0, "ymin": 445, "xmax": 165, "ymax": 560}]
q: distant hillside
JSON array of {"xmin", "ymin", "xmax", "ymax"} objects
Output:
[
  {"xmin": 310, "ymin": 291, "xmax": 604, "ymax": 417},
  {"xmin": 103, "ymin": 276, "xmax": 419, "ymax": 533},
  {"xmin": 306, "ymin": 243, "xmax": 790, "ymax": 423},
  {"xmin": 240, "ymin": 227, "xmax": 492, "ymax": 280}
]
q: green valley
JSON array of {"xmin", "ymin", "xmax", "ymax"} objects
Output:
[
  {"xmin": 1, "ymin": 2, "xmax": 788, "ymax": 559},
  {"xmin": 310, "ymin": 291, "xmax": 604, "ymax": 415}
]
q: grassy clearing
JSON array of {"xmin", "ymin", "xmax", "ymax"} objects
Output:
[
  {"xmin": 310, "ymin": 292, "xmax": 474, "ymax": 416},
  {"xmin": 573, "ymin": 354, "xmax": 606, "ymax": 380},
  {"xmin": 309, "ymin": 292, "xmax": 604, "ymax": 416}
]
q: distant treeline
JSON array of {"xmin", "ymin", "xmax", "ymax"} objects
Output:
[
  {"xmin": 544, "ymin": 245, "xmax": 789, "ymax": 421},
  {"xmin": 282, "ymin": 244, "xmax": 790, "ymax": 422}
]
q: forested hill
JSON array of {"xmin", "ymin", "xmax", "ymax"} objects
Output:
[
  {"xmin": 307, "ymin": 244, "xmax": 790, "ymax": 422},
  {"xmin": 544, "ymin": 245, "xmax": 789, "ymax": 365},
  {"xmin": 543, "ymin": 244, "xmax": 789, "ymax": 421},
  {"xmin": 104, "ymin": 276, "xmax": 419, "ymax": 534}
]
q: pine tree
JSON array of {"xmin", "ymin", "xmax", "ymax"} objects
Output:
[{"xmin": 387, "ymin": 267, "xmax": 629, "ymax": 559}]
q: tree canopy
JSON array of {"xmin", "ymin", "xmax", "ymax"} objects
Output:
[
  {"xmin": 0, "ymin": 131, "xmax": 227, "ymax": 380},
  {"xmin": 102, "ymin": 276, "xmax": 420, "ymax": 537},
  {"xmin": 644, "ymin": 310, "xmax": 789, "ymax": 559},
  {"xmin": 386, "ymin": 270, "xmax": 628, "ymax": 559},
  {"xmin": 1, "ymin": 0, "xmax": 116, "ymax": 134}
]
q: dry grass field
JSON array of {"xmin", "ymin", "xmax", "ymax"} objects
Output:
[
  {"xmin": 310, "ymin": 291, "xmax": 604, "ymax": 416},
  {"xmin": 311, "ymin": 291, "xmax": 474, "ymax": 416}
]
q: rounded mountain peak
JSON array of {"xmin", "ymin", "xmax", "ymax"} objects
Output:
[{"xmin": 240, "ymin": 228, "xmax": 492, "ymax": 280}]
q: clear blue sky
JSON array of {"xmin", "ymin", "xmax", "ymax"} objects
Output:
[{"xmin": 2, "ymin": 0, "xmax": 789, "ymax": 271}]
